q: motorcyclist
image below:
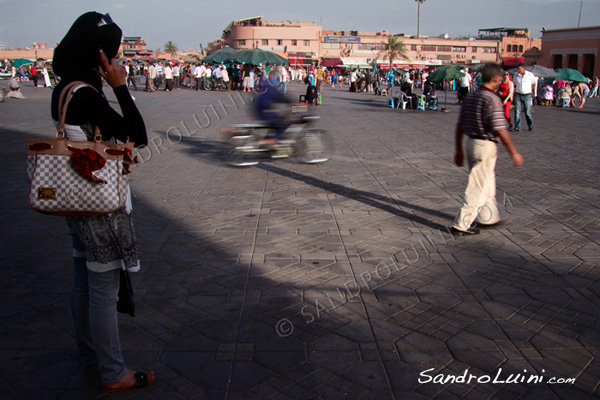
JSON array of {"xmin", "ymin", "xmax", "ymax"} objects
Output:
[{"xmin": 254, "ymin": 71, "xmax": 292, "ymax": 144}]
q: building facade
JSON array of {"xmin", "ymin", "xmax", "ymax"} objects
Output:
[
  {"xmin": 120, "ymin": 37, "xmax": 153, "ymax": 59},
  {"xmin": 478, "ymin": 28, "xmax": 542, "ymax": 67},
  {"xmin": 221, "ymin": 17, "xmax": 501, "ymax": 68},
  {"xmin": 540, "ymin": 26, "xmax": 600, "ymax": 78},
  {"xmin": 0, "ymin": 42, "xmax": 53, "ymax": 62},
  {"xmin": 222, "ymin": 16, "xmax": 321, "ymax": 66},
  {"xmin": 320, "ymin": 31, "xmax": 500, "ymax": 68}
]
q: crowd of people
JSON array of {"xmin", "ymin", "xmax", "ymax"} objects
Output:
[
  {"xmin": 117, "ymin": 61, "xmax": 313, "ymax": 93},
  {"xmin": 5, "ymin": 56, "xmax": 597, "ymax": 112},
  {"xmin": 0, "ymin": 59, "xmax": 55, "ymax": 89}
]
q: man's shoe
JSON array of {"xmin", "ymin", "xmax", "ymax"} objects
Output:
[
  {"xmin": 512, "ymin": 128, "xmax": 520, "ymax": 132},
  {"xmin": 477, "ymin": 220, "xmax": 504, "ymax": 229},
  {"xmin": 451, "ymin": 227, "xmax": 480, "ymax": 236},
  {"xmin": 528, "ymin": 126, "xmax": 533, "ymax": 131}
]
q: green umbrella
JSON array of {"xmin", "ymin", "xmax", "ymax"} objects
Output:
[
  {"xmin": 426, "ymin": 65, "xmax": 466, "ymax": 111},
  {"xmin": 508, "ymin": 65, "xmax": 559, "ymax": 78},
  {"xmin": 234, "ymin": 48, "xmax": 289, "ymax": 65},
  {"xmin": 426, "ymin": 65, "xmax": 465, "ymax": 84},
  {"xmin": 201, "ymin": 46, "xmax": 239, "ymax": 64},
  {"xmin": 12, "ymin": 58, "xmax": 35, "ymax": 68},
  {"xmin": 555, "ymin": 68, "xmax": 588, "ymax": 82}
]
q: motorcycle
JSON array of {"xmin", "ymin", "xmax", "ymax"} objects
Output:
[
  {"xmin": 204, "ymin": 76, "xmax": 228, "ymax": 91},
  {"xmin": 221, "ymin": 104, "xmax": 331, "ymax": 167}
]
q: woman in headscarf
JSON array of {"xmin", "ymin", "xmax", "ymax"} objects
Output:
[{"xmin": 51, "ymin": 12, "xmax": 155, "ymax": 392}]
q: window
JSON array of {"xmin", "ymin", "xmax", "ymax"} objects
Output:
[
  {"xmin": 452, "ymin": 46, "xmax": 467, "ymax": 52},
  {"xmin": 291, "ymin": 40, "xmax": 297, "ymax": 46},
  {"xmin": 507, "ymin": 44, "xmax": 512, "ymax": 52},
  {"xmin": 481, "ymin": 47, "xmax": 497, "ymax": 53},
  {"xmin": 277, "ymin": 39, "xmax": 283, "ymax": 46},
  {"xmin": 357, "ymin": 43, "xmax": 387, "ymax": 51},
  {"xmin": 262, "ymin": 39, "xmax": 268, "ymax": 45},
  {"xmin": 411, "ymin": 45, "xmax": 417, "ymax": 51},
  {"xmin": 471, "ymin": 46, "xmax": 478, "ymax": 52},
  {"xmin": 322, "ymin": 43, "xmax": 340, "ymax": 49},
  {"xmin": 238, "ymin": 40, "xmax": 246, "ymax": 46},
  {"xmin": 421, "ymin": 45, "xmax": 436, "ymax": 52},
  {"xmin": 304, "ymin": 40, "xmax": 310, "ymax": 46},
  {"xmin": 568, "ymin": 54, "xmax": 578, "ymax": 69},
  {"xmin": 553, "ymin": 54, "xmax": 563, "ymax": 69},
  {"xmin": 518, "ymin": 45, "xmax": 524, "ymax": 52},
  {"xmin": 437, "ymin": 45, "xmax": 452, "ymax": 52}
]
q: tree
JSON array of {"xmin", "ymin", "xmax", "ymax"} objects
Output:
[
  {"xmin": 416, "ymin": 0, "xmax": 426, "ymax": 38},
  {"xmin": 385, "ymin": 37, "xmax": 409, "ymax": 70},
  {"xmin": 164, "ymin": 41, "xmax": 178, "ymax": 54}
]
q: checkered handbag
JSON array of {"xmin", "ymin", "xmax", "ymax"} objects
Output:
[{"xmin": 27, "ymin": 81, "xmax": 135, "ymax": 216}]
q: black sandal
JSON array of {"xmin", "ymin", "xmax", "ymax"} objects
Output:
[
  {"xmin": 132, "ymin": 371, "xmax": 155, "ymax": 389},
  {"xmin": 103, "ymin": 371, "xmax": 156, "ymax": 393}
]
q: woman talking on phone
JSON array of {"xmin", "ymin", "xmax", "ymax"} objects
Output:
[{"xmin": 51, "ymin": 12, "xmax": 155, "ymax": 392}]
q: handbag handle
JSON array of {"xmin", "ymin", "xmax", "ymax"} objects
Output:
[{"xmin": 56, "ymin": 81, "xmax": 99, "ymax": 140}]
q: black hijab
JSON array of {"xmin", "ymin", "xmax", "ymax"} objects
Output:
[{"xmin": 53, "ymin": 12, "xmax": 122, "ymax": 88}]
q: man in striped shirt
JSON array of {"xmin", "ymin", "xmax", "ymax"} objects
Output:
[{"xmin": 451, "ymin": 63, "xmax": 523, "ymax": 236}]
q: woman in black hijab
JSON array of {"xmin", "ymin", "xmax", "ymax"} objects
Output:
[{"xmin": 51, "ymin": 12, "xmax": 155, "ymax": 392}]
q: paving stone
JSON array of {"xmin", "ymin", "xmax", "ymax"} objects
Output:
[{"xmin": 2, "ymin": 81, "xmax": 599, "ymax": 399}]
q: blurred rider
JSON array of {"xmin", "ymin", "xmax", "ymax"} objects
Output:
[{"xmin": 254, "ymin": 71, "xmax": 292, "ymax": 144}]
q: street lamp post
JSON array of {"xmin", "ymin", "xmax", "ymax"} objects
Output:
[{"xmin": 416, "ymin": 0, "xmax": 426, "ymax": 38}]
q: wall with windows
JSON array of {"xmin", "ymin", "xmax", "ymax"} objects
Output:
[
  {"xmin": 541, "ymin": 26, "xmax": 600, "ymax": 78},
  {"xmin": 501, "ymin": 36, "xmax": 541, "ymax": 64},
  {"xmin": 325, "ymin": 32, "xmax": 499, "ymax": 66},
  {"xmin": 222, "ymin": 19, "xmax": 503, "ymax": 67},
  {"xmin": 225, "ymin": 22, "xmax": 321, "ymax": 60}
]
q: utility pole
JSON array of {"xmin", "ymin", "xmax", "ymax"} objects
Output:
[{"xmin": 417, "ymin": 1, "xmax": 421, "ymax": 38}]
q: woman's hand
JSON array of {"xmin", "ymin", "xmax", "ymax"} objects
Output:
[{"xmin": 98, "ymin": 49, "xmax": 126, "ymax": 88}]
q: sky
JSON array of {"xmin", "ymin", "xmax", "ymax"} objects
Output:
[{"xmin": 1, "ymin": 0, "xmax": 599, "ymax": 52}]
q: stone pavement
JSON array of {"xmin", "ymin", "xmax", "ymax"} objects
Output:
[{"xmin": 1, "ymin": 78, "xmax": 599, "ymax": 400}]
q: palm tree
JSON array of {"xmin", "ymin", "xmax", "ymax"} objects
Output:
[
  {"xmin": 164, "ymin": 41, "xmax": 178, "ymax": 55},
  {"xmin": 416, "ymin": 0, "xmax": 426, "ymax": 38},
  {"xmin": 385, "ymin": 36, "xmax": 409, "ymax": 70}
]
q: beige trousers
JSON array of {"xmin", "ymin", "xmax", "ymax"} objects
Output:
[{"xmin": 453, "ymin": 137, "xmax": 500, "ymax": 231}]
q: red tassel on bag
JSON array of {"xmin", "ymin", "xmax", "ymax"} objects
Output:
[
  {"xmin": 70, "ymin": 148, "xmax": 107, "ymax": 183},
  {"xmin": 106, "ymin": 147, "xmax": 138, "ymax": 175}
]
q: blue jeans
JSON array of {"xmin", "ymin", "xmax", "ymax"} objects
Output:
[
  {"xmin": 71, "ymin": 257, "xmax": 127, "ymax": 385},
  {"xmin": 513, "ymin": 93, "xmax": 533, "ymax": 130}
]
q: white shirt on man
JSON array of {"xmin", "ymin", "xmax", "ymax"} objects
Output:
[
  {"xmin": 279, "ymin": 66, "xmax": 288, "ymax": 82},
  {"xmin": 221, "ymin": 67, "xmax": 229, "ymax": 82},
  {"xmin": 514, "ymin": 70, "xmax": 536, "ymax": 95},
  {"xmin": 460, "ymin": 71, "xmax": 471, "ymax": 88}
]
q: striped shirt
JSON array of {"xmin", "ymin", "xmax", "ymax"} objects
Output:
[{"xmin": 458, "ymin": 86, "xmax": 508, "ymax": 143}]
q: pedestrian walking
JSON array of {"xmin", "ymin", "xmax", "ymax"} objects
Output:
[
  {"xmin": 126, "ymin": 60, "xmax": 137, "ymax": 91},
  {"xmin": 512, "ymin": 63, "xmax": 536, "ymax": 131},
  {"xmin": 451, "ymin": 63, "xmax": 523, "ymax": 236},
  {"xmin": 145, "ymin": 61, "xmax": 156, "ymax": 92}
]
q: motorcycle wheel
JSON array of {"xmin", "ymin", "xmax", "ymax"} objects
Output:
[
  {"xmin": 223, "ymin": 134, "xmax": 259, "ymax": 167},
  {"xmin": 204, "ymin": 80, "xmax": 213, "ymax": 91},
  {"xmin": 293, "ymin": 129, "xmax": 330, "ymax": 164}
]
